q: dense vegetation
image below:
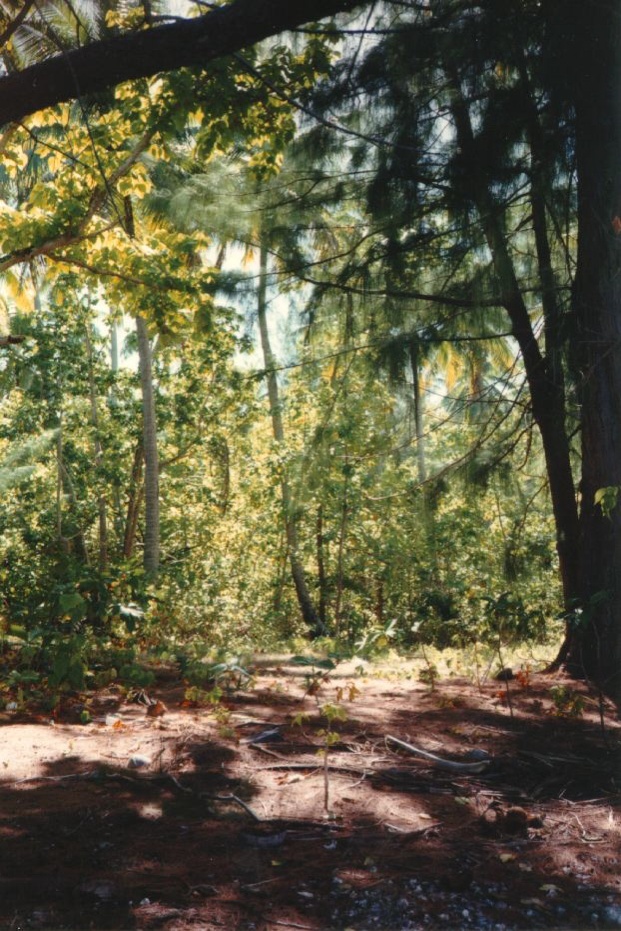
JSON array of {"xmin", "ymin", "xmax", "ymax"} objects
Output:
[{"xmin": 0, "ymin": 0, "xmax": 617, "ymax": 703}]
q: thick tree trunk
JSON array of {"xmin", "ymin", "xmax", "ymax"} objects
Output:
[
  {"xmin": 136, "ymin": 316, "xmax": 160, "ymax": 577},
  {"xmin": 564, "ymin": 2, "xmax": 621, "ymax": 698},
  {"xmin": 257, "ymin": 240, "xmax": 322, "ymax": 636}
]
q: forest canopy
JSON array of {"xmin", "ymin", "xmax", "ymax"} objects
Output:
[{"xmin": 0, "ymin": 1, "xmax": 619, "ymax": 702}]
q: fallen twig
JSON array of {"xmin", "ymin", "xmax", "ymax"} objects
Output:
[
  {"xmin": 205, "ymin": 793, "xmax": 262, "ymax": 822},
  {"xmin": 262, "ymin": 920, "xmax": 314, "ymax": 930},
  {"xmin": 386, "ymin": 735, "xmax": 492, "ymax": 774}
]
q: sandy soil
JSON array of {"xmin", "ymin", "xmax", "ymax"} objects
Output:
[{"xmin": 0, "ymin": 657, "xmax": 619, "ymax": 930}]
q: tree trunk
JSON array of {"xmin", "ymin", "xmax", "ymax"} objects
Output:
[
  {"xmin": 316, "ymin": 505, "xmax": 328, "ymax": 631},
  {"xmin": 257, "ymin": 239, "xmax": 322, "ymax": 636},
  {"xmin": 446, "ymin": 68, "xmax": 580, "ymax": 614},
  {"xmin": 409, "ymin": 340, "xmax": 427, "ymax": 485},
  {"xmin": 123, "ymin": 441, "xmax": 144, "ymax": 559},
  {"xmin": 85, "ymin": 324, "xmax": 108, "ymax": 571},
  {"xmin": 136, "ymin": 316, "xmax": 160, "ymax": 577},
  {"xmin": 108, "ymin": 319, "xmax": 126, "ymax": 543},
  {"xmin": 333, "ymin": 465, "xmax": 349, "ymax": 636},
  {"xmin": 564, "ymin": 2, "xmax": 621, "ymax": 698}
]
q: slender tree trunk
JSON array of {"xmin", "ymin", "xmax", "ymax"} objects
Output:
[
  {"xmin": 316, "ymin": 505, "xmax": 328, "ymax": 631},
  {"xmin": 333, "ymin": 461, "xmax": 349, "ymax": 636},
  {"xmin": 136, "ymin": 316, "xmax": 160, "ymax": 577},
  {"xmin": 85, "ymin": 325, "xmax": 108, "ymax": 571},
  {"xmin": 257, "ymin": 239, "xmax": 322, "ymax": 636},
  {"xmin": 564, "ymin": 1, "xmax": 621, "ymax": 698},
  {"xmin": 409, "ymin": 339, "xmax": 438, "ymax": 575},
  {"xmin": 110, "ymin": 322, "xmax": 119, "ymax": 381},
  {"xmin": 409, "ymin": 340, "xmax": 427, "ymax": 485},
  {"xmin": 56, "ymin": 420, "xmax": 63, "ymax": 546},
  {"xmin": 108, "ymin": 319, "xmax": 125, "ymax": 541},
  {"xmin": 123, "ymin": 441, "xmax": 144, "ymax": 559}
]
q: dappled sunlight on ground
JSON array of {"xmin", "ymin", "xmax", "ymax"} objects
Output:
[{"xmin": 0, "ymin": 658, "xmax": 617, "ymax": 928}]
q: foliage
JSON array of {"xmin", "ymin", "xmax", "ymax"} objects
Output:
[
  {"xmin": 0, "ymin": 0, "xmax": 572, "ymax": 697},
  {"xmin": 548, "ymin": 685, "xmax": 586, "ymax": 718}
]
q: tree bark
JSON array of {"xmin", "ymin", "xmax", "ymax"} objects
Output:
[
  {"xmin": 136, "ymin": 316, "xmax": 160, "ymax": 577},
  {"xmin": 564, "ymin": 1, "xmax": 621, "ymax": 698}
]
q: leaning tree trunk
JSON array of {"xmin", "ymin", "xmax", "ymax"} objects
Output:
[
  {"xmin": 446, "ymin": 68, "xmax": 581, "ymax": 618},
  {"xmin": 136, "ymin": 315, "xmax": 160, "ymax": 577},
  {"xmin": 257, "ymin": 238, "xmax": 322, "ymax": 637},
  {"xmin": 564, "ymin": 1, "xmax": 621, "ymax": 699}
]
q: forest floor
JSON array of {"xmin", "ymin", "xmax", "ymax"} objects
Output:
[{"xmin": 0, "ymin": 655, "xmax": 620, "ymax": 930}]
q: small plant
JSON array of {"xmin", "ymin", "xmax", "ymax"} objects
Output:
[
  {"xmin": 549, "ymin": 685, "xmax": 586, "ymax": 718},
  {"xmin": 291, "ymin": 684, "xmax": 355, "ymax": 819},
  {"xmin": 515, "ymin": 665, "xmax": 531, "ymax": 688},
  {"xmin": 317, "ymin": 702, "xmax": 348, "ymax": 817},
  {"xmin": 206, "ymin": 658, "xmax": 254, "ymax": 693},
  {"xmin": 183, "ymin": 685, "xmax": 208, "ymax": 707},
  {"xmin": 335, "ymin": 682, "xmax": 361, "ymax": 703},
  {"xmin": 289, "ymin": 655, "xmax": 337, "ymax": 697},
  {"xmin": 179, "ymin": 652, "xmax": 253, "ymax": 693},
  {"xmin": 118, "ymin": 663, "xmax": 155, "ymax": 689},
  {"xmin": 418, "ymin": 662, "xmax": 440, "ymax": 691},
  {"xmin": 183, "ymin": 684, "xmax": 235, "ymax": 737},
  {"xmin": 355, "ymin": 619, "xmax": 398, "ymax": 658}
]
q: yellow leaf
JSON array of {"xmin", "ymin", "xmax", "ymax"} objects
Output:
[{"xmin": 47, "ymin": 153, "xmax": 65, "ymax": 173}]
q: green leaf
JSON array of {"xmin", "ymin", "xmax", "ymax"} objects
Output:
[
  {"xmin": 58, "ymin": 592, "xmax": 86, "ymax": 618},
  {"xmin": 595, "ymin": 486, "xmax": 619, "ymax": 519}
]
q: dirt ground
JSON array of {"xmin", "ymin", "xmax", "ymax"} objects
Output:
[{"xmin": 0, "ymin": 656, "xmax": 619, "ymax": 930}]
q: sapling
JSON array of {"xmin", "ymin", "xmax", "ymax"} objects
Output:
[{"xmin": 317, "ymin": 702, "xmax": 348, "ymax": 817}]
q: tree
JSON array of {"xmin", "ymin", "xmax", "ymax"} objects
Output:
[
  {"xmin": 291, "ymin": 1, "xmax": 618, "ymax": 687},
  {"xmin": 564, "ymin": 1, "xmax": 621, "ymax": 695},
  {"xmin": 256, "ymin": 238, "xmax": 323, "ymax": 635}
]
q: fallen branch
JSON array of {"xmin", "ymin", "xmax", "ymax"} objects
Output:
[
  {"xmin": 205, "ymin": 793, "xmax": 262, "ymax": 822},
  {"xmin": 386, "ymin": 735, "xmax": 492, "ymax": 774}
]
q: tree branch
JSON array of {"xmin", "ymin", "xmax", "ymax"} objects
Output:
[
  {"xmin": 0, "ymin": 0, "xmax": 366, "ymax": 127},
  {"xmin": 0, "ymin": 129, "xmax": 155, "ymax": 273}
]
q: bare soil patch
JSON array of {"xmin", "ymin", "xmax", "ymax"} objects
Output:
[{"xmin": 0, "ymin": 658, "xmax": 620, "ymax": 930}]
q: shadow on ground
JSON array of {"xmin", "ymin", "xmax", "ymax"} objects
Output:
[{"xmin": 0, "ymin": 663, "xmax": 618, "ymax": 929}]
